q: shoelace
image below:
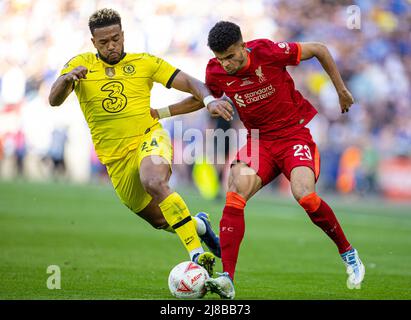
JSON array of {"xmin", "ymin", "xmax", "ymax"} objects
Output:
[
  {"xmin": 342, "ymin": 251, "xmax": 361, "ymax": 276},
  {"xmin": 342, "ymin": 251, "xmax": 357, "ymax": 265}
]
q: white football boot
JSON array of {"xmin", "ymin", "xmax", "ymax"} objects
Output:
[
  {"xmin": 205, "ymin": 272, "xmax": 235, "ymax": 299},
  {"xmin": 341, "ymin": 248, "xmax": 365, "ymax": 289}
]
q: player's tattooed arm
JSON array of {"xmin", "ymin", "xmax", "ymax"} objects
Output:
[
  {"xmin": 49, "ymin": 66, "xmax": 88, "ymax": 106},
  {"xmin": 299, "ymin": 42, "xmax": 354, "ymax": 113},
  {"xmin": 151, "ymin": 94, "xmax": 234, "ymax": 121},
  {"xmin": 151, "ymin": 96, "xmax": 203, "ymax": 119},
  {"xmin": 168, "ymin": 71, "xmax": 234, "ymax": 121}
]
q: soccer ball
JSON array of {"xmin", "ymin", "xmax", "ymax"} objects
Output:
[{"xmin": 168, "ymin": 261, "xmax": 209, "ymax": 299}]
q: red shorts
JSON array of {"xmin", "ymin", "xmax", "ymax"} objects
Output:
[{"xmin": 234, "ymin": 127, "xmax": 320, "ymax": 186}]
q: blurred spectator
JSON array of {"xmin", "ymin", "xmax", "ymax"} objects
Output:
[
  {"xmin": 90, "ymin": 145, "xmax": 108, "ymax": 184},
  {"xmin": 13, "ymin": 129, "xmax": 26, "ymax": 177},
  {"xmin": 0, "ymin": 136, "xmax": 3, "ymax": 161},
  {"xmin": 210, "ymin": 115, "xmax": 235, "ymax": 199},
  {"xmin": 42, "ymin": 127, "xmax": 68, "ymax": 179}
]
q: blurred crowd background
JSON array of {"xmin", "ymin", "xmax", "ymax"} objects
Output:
[{"xmin": 0, "ymin": 0, "xmax": 410, "ymax": 201}]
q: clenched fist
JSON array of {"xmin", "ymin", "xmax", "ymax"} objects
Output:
[{"xmin": 64, "ymin": 66, "xmax": 88, "ymax": 83}]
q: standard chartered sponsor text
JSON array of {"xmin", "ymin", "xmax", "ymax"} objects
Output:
[{"xmin": 243, "ymin": 84, "xmax": 275, "ymax": 103}]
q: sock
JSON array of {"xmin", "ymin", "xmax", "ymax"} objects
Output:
[
  {"xmin": 158, "ymin": 192, "xmax": 203, "ymax": 258},
  {"xmin": 220, "ymin": 192, "xmax": 247, "ymax": 281},
  {"xmin": 161, "ymin": 217, "xmax": 206, "ymax": 236},
  {"xmin": 299, "ymin": 192, "xmax": 352, "ymax": 254}
]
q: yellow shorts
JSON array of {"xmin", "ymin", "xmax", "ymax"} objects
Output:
[{"xmin": 106, "ymin": 124, "xmax": 172, "ymax": 213}]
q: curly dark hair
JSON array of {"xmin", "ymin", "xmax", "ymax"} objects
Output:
[
  {"xmin": 88, "ymin": 8, "xmax": 122, "ymax": 35},
  {"xmin": 207, "ymin": 21, "xmax": 243, "ymax": 52}
]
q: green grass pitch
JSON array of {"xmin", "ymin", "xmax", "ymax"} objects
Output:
[{"xmin": 1, "ymin": 180, "xmax": 410, "ymax": 300}]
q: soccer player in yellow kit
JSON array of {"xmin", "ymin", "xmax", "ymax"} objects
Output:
[{"xmin": 48, "ymin": 8, "xmax": 234, "ymax": 276}]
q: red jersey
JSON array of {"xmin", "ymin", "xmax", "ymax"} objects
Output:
[{"xmin": 205, "ymin": 39, "xmax": 318, "ymax": 140}]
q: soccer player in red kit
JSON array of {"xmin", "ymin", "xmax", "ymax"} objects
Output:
[{"xmin": 202, "ymin": 21, "xmax": 365, "ymax": 299}]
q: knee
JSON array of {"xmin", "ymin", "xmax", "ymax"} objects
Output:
[
  {"xmin": 141, "ymin": 176, "xmax": 169, "ymax": 197},
  {"xmin": 227, "ymin": 165, "xmax": 260, "ymax": 200},
  {"xmin": 291, "ymin": 180, "xmax": 315, "ymax": 202},
  {"xmin": 290, "ymin": 167, "xmax": 316, "ymax": 202},
  {"xmin": 228, "ymin": 174, "xmax": 241, "ymax": 193},
  {"xmin": 292, "ymin": 187, "xmax": 312, "ymax": 202},
  {"xmin": 227, "ymin": 170, "xmax": 246, "ymax": 195}
]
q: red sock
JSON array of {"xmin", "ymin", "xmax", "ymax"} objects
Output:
[
  {"xmin": 220, "ymin": 192, "xmax": 246, "ymax": 281},
  {"xmin": 299, "ymin": 193, "xmax": 352, "ymax": 254}
]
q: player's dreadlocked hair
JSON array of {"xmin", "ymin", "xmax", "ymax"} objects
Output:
[
  {"xmin": 207, "ymin": 21, "xmax": 243, "ymax": 52},
  {"xmin": 88, "ymin": 8, "xmax": 122, "ymax": 35}
]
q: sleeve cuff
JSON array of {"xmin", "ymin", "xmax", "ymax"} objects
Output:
[
  {"xmin": 295, "ymin": 42, "xmax": 302, "ymax": 65},
  {"xmin": 166, "ymin": 69, "xmax": 181, "ymax": 89}
]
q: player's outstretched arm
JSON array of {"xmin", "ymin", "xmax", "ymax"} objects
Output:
[
  {"xmin": 151, "ymin": 96, "xmax": 203, "ymax": 119},
  {"xmin": 299, "ymin": 42, "xmax": 354, "ymax": 113},
  {"xmin": 48, "ymin": 66, "xmax": 88, "ymax": 106},
  {"xmin": 168, "ymin": 71, "xmax": 234, "ymax": 121}
]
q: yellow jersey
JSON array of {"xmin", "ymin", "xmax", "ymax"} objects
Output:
[{"xmin": 60, "ymin": 52, "xmax": 178, "ymax": 164}]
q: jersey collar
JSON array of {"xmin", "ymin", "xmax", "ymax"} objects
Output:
[
  {"xmin": 236, "ymin": 48, "xmax": 251, "ymax": 74},
  {"xmin": 96, "ymin": 52, "xmax": 127, "ymax": 65}
]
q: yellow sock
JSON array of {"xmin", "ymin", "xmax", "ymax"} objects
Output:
[
  {"xmin": 158, "ymin": 192, "xmax": 203, "ymax": 253},
  {"xmin": 162, "ymin": 215, "xmax": 202, "ymax": 235}
]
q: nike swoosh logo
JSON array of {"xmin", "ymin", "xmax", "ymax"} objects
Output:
[
  {"xmin": 226, "ymin": 80, "xmax": 236, "ymax": 86},
  {"xmin": 184, "ymin": 236, "xmax": 194, "ymax": 245},
  {"xmin": 89, "ymin": 70, "xmax": 98, "ymax": 73}
]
